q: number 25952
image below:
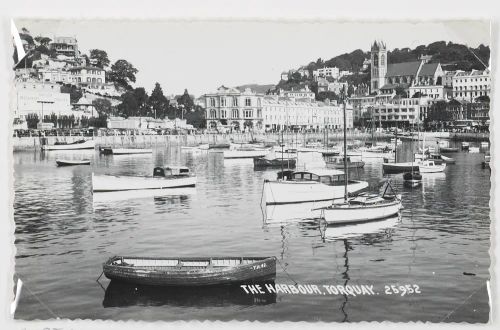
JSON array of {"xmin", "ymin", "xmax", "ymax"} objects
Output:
[{"xmin": 384, "ymin": 284, "xmax": 421, "ymax": 296}]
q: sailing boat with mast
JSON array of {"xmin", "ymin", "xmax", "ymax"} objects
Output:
[
  {"xmin": 403, "ymin": 121, "xmax": 422, "ymax": 187},
  {"xmin": 320, "ymin": 90, "xmax": 403, "ymax": 225}
]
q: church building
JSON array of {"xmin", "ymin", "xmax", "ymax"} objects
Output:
[{"xmin": 370, "ymin": 41, "xmax": 444, "ymax": 97}]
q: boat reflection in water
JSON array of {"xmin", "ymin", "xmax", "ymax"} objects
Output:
[
  {"xmin": 319, "ymin": 215, "xmax": 400, "ymax": 241},
  {"xmin": 93, "ymin": 187, "xmax": 196, "ymax": 205},
  {"xmin": 102, "ymin": 280, "xmax": 277, "ymax": 308},
  {"xmin": 263, "ymin": 201, "xmax": 329, "ymax": 225}
]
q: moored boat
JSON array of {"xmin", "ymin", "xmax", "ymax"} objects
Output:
[
  {"xmin": 223, "ymin": 148, "xmax": 271, "ymax": 159},
  {"xmin": 382, "ymin": 161, "xmax": 419, "ymax": 174},
  {"xmin": 439, "ymin": 147, "xmax": 459, "ymax": 153},
  {"xmin": 263, "ymin": 168, "xmax": 369, "ymax": 205},
  {"xmin": 320, "ymin": 182, "xmax": 402, "ymax": 225},
  {"xmin": 324, "ymin": 155, "xmax": 365, "ymax": 170},
  {"xmin": 253, "ymin": 157, "xmax": 296, "ymax": 169},
  {"xmin": 103, "ymin": 256, "xmax": 277, "ymax": 286},
  {"xmin": 461, "ymin": 142, "xmax": 470, "ymax": 151},
  {"xmin": 100, "ymin": 147, "xmax": 153, "ymax": 155},
  {"xmin": 417, "ymin": 160, "xmax": 446, "ymax": 173},
  {"xmin": 56, "ymin": 159, "xmax": 91, "ymax": 166},
  {"xmin": 403, "ymin": 171, "xmax": 422, "ymax": 187},
  {"xmin": 42, "ymin": 139, "xmax": 95, "ymax": 151},
  {"xmin": 209, "ymin": 143, "xmax": 231, "ymax": 149},
  {"xmin": 92, "ymin": 166, "xmax": 196, "ymax": 192},
  {"xmin": 468, "ymin": 147, "xmax": 480, "ymax": 153},
  {"xmin": 440, "ymin": 155, "xmax": 455, "ymax": 164}
]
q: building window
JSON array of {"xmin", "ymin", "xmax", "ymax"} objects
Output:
[
  {"xmin": 244, "ymin": 109, "xmax": 253, "ymax": 118},
  {"xmin": 210, "ymin": 98, "xmax": 216, "ymax": 107},
  {"xmin": 245, "ymin": 98, "xmax": 251, "ymax": 106},
  {"xmin": 220, "ymin": 110, "xmax": 226, "ymax": 118},
  {"xmin": 220, "ymin": 97, "xmax": 226, "ymax": 107},
  {"xmin": 209, "ymin": 109, "xmax": 216, "ymax": 119},
  {"xmin": 232, "ymin": 109, "xmax": 239, "ymax": 118},
  {"xmin": 232, "ymin": 97, "xmax": 238, "ymax": 106}
]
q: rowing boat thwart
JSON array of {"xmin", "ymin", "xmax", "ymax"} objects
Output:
[{"xmin": 103, "ymin": 256, "xmax": 277, "ymax": 286}]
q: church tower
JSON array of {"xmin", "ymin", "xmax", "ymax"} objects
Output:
[{"xmin": 370, "ymin": 40, "xmax": 387, "ymax": 93}]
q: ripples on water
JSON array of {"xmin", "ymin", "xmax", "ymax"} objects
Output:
[{"xmin": 13, "ymin": 140, "xmax": 491, "ymax": 322}]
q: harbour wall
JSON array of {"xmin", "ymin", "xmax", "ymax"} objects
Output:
[{"xmin": 11, "ymin": 131, "xmax": 489, "ymax": 151}]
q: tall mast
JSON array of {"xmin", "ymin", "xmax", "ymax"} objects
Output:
[{"xmin": 343, "ymin": 90, "xmax": 348, "ymax": 203}]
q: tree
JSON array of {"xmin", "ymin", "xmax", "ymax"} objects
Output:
[
  {"xmin": 26, "ymin": 113, "xmax": 39, "ymax": 129},
  {"xmin": 116, "ymin": 91, "xmax": 139, "ymax": 118},
  {"xmin": 185, "ymin": 105, "xmax": 206, "ymax": 128},
  {"xmin": 34, "ymin": 36, "xmax": 52, "ymax": 46},
  {"xmin": 148, "ymin": 82, "xmax": 169, "ymax": 119},
  {"xmin": 177, "ymin": 89, "xmax": 194, "ymax": 111},
  {"xmin": 61, "ymin": 84, "xmax": 83, "ymax": 103},
  {"xmin": 107, "ymin": 59, "xmax": 138, "ymax": 89},
  {"xmin": 133, "ymin": 87, "xmax": 149, "ymax": 116},
  {"xmin": 89, "ymin": 49, "xmax": 110, "ymax": 68},
  {"xmin": 92, "ymin": 98, "xmax": 113, "ymax": 116}
]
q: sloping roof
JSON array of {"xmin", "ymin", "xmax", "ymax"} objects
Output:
[
  {"xmin": 419, "ymin": 63, "xmax": 440, "ymax": 76},
  {"xmin": 380, "ymin": 83, "xmax": 409, "ymax": 90},
  {"xmin": 386, "ymin": 61, "xmax": 421, "ymax": 77}
]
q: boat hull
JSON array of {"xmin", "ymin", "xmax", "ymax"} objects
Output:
[
  {"xmin": 92, "ymin": 174, "xmax": 196, "ymax": 192},
  {"xmin": 56, "ymin": 159, "xmax": 91, "ymax": 166},
  {"xmin": 322, "ymin": 200, "xmax": 402, "ymax": 225},
  {"xmin": 263, "ymin": 180, "xmax": 369, "ymax": 205},
  {"xmin": 103, "ymin": 256, "xmax": 277, "ymax": 286},
  {"xmin": 224, "ymin": 150, "xmax": 270, "ymax": 159},
  {"xmin": 325, "ymin": 161, "xmax": 365, "ymax": 169},
  {"xmin": 254, "ymin": 158, "xmax": 296, "ymax": 169},
  {"xmin": 382, "ymin": 162, "xmax": 419, "ymax": 174},
  {"xmin": 42, "ymin": 140, "xmax": 95, "ymax": 151},
  {"xmin": 112, "ymin": 148, "xmax": 153, "ymax": 155},
  {"xmin": 440, "ymin": 147, "xmax": 459, "ymax": 153},
  {"xmin": 418, "ymin": 165, "xmax": 446, "ymax": 173}
]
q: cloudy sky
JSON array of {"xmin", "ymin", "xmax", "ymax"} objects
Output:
[{"xmin": 14, "ymin": 19, "xmax": 490, "ymax": 97}]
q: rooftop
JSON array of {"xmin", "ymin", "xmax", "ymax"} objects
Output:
[{"xmin": 386, "ymin": 61, "xmax": 421, "ymax": 77}]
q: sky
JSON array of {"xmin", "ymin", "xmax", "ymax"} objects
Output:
[{"xmin": 14, "ymin": 19, "xmax": 491, "ymax": 97}]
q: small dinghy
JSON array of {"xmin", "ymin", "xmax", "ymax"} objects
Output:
[
  {"xmin": 56, "ymin": 159, "xmax": 91, "ymax": 166},
  {"xmin": 92, "ymin": 166, "xmax": 196, "ymax": 192},
  {"xmin": 103, "ymin": 256, "xmax": 277, "ymax": 286}
]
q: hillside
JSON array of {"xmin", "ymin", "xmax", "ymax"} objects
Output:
[{"xmin": 274, "ymin": 41, "xmax": 490, "ymax": 99}]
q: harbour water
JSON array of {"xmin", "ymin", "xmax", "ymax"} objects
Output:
[{"xmin": 13, "ymin": 140, "xmax": 491, "ymax": 322}]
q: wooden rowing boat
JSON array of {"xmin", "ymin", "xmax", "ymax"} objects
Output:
[
  {"xmin": 56, "ymin": 159, "xmax": 91, "ymax": 166},
  {"xmin": 103, "ymin": 256, "xmax": 277, "ymax": 286}
]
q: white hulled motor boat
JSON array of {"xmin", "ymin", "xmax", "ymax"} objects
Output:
[
  {"xmin": 416, "ymin": 160, "xmax": 446, "ymax": 173},
  {"xmin": 263, "ymin": 168, "xmax": 369, "ymax": 205},
  {"xmin": 92, "ymin": 166, "xmax": 196, "ymax": 192},
  {"xmin": 42, "ymin": 139, "xmax": 95, "ymax": 151}
]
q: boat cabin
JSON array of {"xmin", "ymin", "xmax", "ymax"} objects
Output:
[
  {"xmin": 153, "ymin": 166, "xmax": 191, "ymax": 177},
  {"xmin": 323, "ymin": 155, "xmax": 352, "ymax": 164},
  {"xmin": 277, "ymin": 169, "xmax": 350, "ymax": 186}
]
